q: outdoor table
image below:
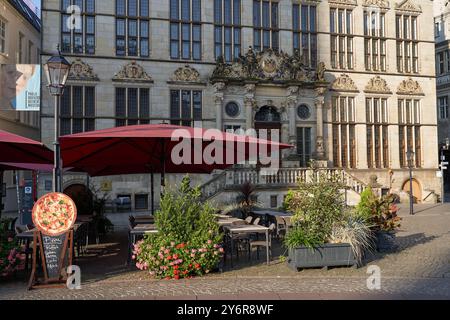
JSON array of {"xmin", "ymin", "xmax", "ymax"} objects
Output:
[
  {"xmin": 223, "ymin": 224, "xmax": 270, "ymax": 267},
  {"xmin": 127, "ymin": 224, "xmax": 159, "ymax": 265},
  {"xmin": 252, "ymin": 210, "xmax": 292, "ymax": 218},
  {"xmin": 133, "ymin": 216, "xmax": 155, "ymax": 224},
  {"xmin": 214, "ymin": 214, "xmax": 232, "ymax": 219},
  {"xmin": 217, "ymin": 218, "xmax": 245, "ymax": 227}
]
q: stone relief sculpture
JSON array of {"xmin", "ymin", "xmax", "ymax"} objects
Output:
[
  {"xmin": 211, "ymin": 47, "xmax": 325, "ymax": 84},
  {"xmin": 113, "ymin": 61, "xmax": 153, "ymax": 82},
  {"xmin": 171, "ymin": 65, "xmax": 201, "ymax": 82},
  {"xmin": 364, "ymin": 76, "xmax": 392, "ymax": 94},
  {"xmin": 331, "ymin": 74, "xmax": 359, "ymax": 92},
  {"xmin": 68, "ymin": 58, "xmax": 99, "ymax": 81},
  {"xmin": 397, "ymin": 78, "xmax": 424, "ymax": 96}
]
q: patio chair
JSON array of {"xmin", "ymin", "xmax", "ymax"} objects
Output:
[
  {"xmin": 252, "ymin": 217, "xmax": 261, "ymax": 225},
  {"xmin": 249, "ymin": 223, "xmax": 276, "ymax": 261},
  {"xmin": 275, "ymin": 216, "xmax": 287, "ymax": 239},
  {"xmin": 283, "ymin": 216, "xmax": 294, "ymax": 231},
  {"xmin": 245, "ymin": 216, "xmax": 253, "ymax": 224}
]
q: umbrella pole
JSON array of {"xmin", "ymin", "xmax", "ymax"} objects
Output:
[
  {"xmin": 151, "ymin": 170, "xmax": 154, "ymax": 215},
  {"xmin": 0, "ymin": 170, "xmax": 3, "ymax": 219}
]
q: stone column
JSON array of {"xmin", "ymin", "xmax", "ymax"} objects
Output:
[
  {"xmin": 286, "ymin": 86, "xmax": 299, "ymax": 155},
  {"xmin": 315, "ymin": 87, "xmax": 326, "ymax": 161},
  {"xmin": 213, "ymin": 82, "xmax": 225, "ymax": 130},
  {"xmin": 244, "ymin": 84, "xmax": 256, "ymax": 130}
]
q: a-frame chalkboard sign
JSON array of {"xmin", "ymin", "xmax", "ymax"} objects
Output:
[
  {"xmin": 28, "ymin": 230, "xmax": 74, "ymax": 290},
  {"xmin": 28, "ymin": 193, "xmax": 77, "ymax": 290}
]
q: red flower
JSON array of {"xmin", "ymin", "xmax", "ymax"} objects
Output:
[
  {"xmin": 174, "ymin": 265, "xmax": 179, "ymax": 270},
  {"xmin": 174, "ymin": 275, "xmax": 180, "ymax": 280},
  {"xmin": 166, "ymin": 255, "xmax": 172, "ymax": 260},
  {"xmin": 174, "ymin": 270, "xmax": 180, "ymax": 275},
  {"xmin": 165, "ymin": 276, "xmax": 172, "ymax": 280},
  {"xmin": 195, "ymin": 264, "xmax": 201, "ymax": 270}
]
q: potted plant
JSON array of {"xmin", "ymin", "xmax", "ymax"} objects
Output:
[
  {"xmin": 283, "ymin": 168, "xmax": 362, "ymax": 270},
  {"xmin": 355, "ymin": 189, "xmax": 402, "ymax": 252},
  {"xmin": 133, "ymin": 176, "xmax": 224, "ymax": 279},
  {"xmin": 0, "ymin": 219, "xmax": 25, "ymax": 280}
]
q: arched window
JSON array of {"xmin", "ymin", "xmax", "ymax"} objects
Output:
[{"xmin": 255, "ymin": 106, "xmax": 281, "ymax": 122}]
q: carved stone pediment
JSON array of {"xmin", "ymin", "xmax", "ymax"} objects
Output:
[
  {"xmin": 328, "ymin": 0, "xmax": 358, "ymax": 7},
  {"xmin": 395, "ymin": 0, "xmax": 422, "ymax": 13},
  {"xmin": 68, "ymin": 59, "xmax": 99, "ymax": 81},
  {"xmin": 211, "ymin": 47, "xmax": 323, "ymax": 84},
  {"xmin": 364, "ymin": 76, "xmax": 392, "ymax": 94},
  {"xmin": 363, "ymin": 0, "xmax": 390, "ymax": 9},
  {"xmin": 170, "ymin": 65, "xmax": 202, "ymax": 83},
  {"xmin": 331, "ymin": 74, "xmax": 359, "ymax": 92},
  {"xmin": 113, "ymin": 61, "xmax": 153, "ymax": 83},
  {"xmin": 397, "ymin": 78, "xmax": 424, "ymax": 96}
]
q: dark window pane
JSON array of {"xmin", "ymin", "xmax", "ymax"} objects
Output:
[
  {"xmin": 62, "ymin": 34, "xmax": 71, "ymax": 52},
  {"xmin": 73, "ymin": 86, "xmax": 83, "ymax": 117},
  {"xmin": 193, "ymin": 42, "xmax": 201, "ymax": 60},
  {"xmin": 310, "ymin": 6, "xmax": 316, "ymax": 32},
  {"xmin": 61, "ymin": 119, "xmax": 71, "ymax": 136},
  {"xmin": 140, "ymin": 20, "xmax": 149, "ymax": 38},
  {"xmin": 86, "ymin": 16, "xmax": 95, "ymax": 34},
  {"xmin": 129, "ymin": 19, "xmax": 137, "ymax": 37},
  {"xmin": 262, "ymin": 1, "xmax": 269, "ymax": 28},
  {"xmin": 117, "ymin": 0, "xmax": 126, "ymax": 15},
  {"xmin": 139, "ymin": 88, "xmax": 150, "ymax": 118},
  {"xmin": 253, "ymin": 0, "xmax": 260, "ymax": 27},
  {"xmin": 140, "ymin": 0, "xmax": 149, "ymax": 16},
  {"xmin": 224, "ymin": 0, "xmax": 232, "ymax": 24},
  {"xmin": 128, "ymin": 38, "xmax": 137, "ymax": 56},
  {"xmin": 61, "ymin": 86, "xmax": 71, "ymax": 116},
  {"xmin": 193, "ymin": 91, "xmax": 202, "ymax": 121},
  {"xmin": 214, "ymin": 0, "xmax": 222, "ymax": 24},
  {"xmin": 170, "ymin": 0, "xmax": 179, "ymax": 19},
  {"xmin": 301, "ymin": 5, "xmax": 308, "ymax": 31},
  {"xmin": 85, "ymin": 87, "xmax": 95, "ymax": 117},
  {"xmin": 62, "ymin": 14, "xmax": 71, "ymax": 33},
  {"xmin": 62, "ymin": 0, "xmax": 70, "ymax": 10},
  {"xmin": 117, "ymin": 19, "xmax": 126, "ymax": 36},
  {"xmin": 73, "ymin": 35, "xmax": 83, "ymax": 53},
  {"xmin": 128, "ymin": 88, "xmax": 138, "ymax": 118},
  {"xmin": 74, "ymin": 0, "xmax": 83, "ymax": 12},
  {"xmin": 116, "ymin": 38, "xmax": 126, "ymax": 56},
  {"xmin": 140, "ymin": 39, "xmax": 149, "ymax": 56},
  {"xmin": 116, "ymin": 88, "xmax": 126, "ymax": 117},
  {"xmin": 128, "ymin": 0, "xmax": 137, "ymax": 16},
  {"xmin": 72, "ymin": 119, "xmax": 83, "ymax": 134},
  {"xmin": 170, "ymin": 90, "xmax": 180, "ymax": 123},
  {"xmin": 271, "ymin": 2, "xmax": 278, "ymax": 28},
  {"xmin": 86, "ymin": 0, "xmax": 95, "ymax": 13},
  {"xmin": 234, "ymin": 0, "xmax": 241, "ymax": 25},
  {"xmin": 171, "ymin": 41, "xmax": 179, "ymax": 58},
  {"xmin": 85, "ymin": 119, "xmax": 95, "ymax": 132},
  {"xmin": 182, "ymin": 90, "xmax": 191, "ymax": 126},
  {"xmin": 181, "ymin": 0, "xmax": 190, "ymax": 21},
  {"xmin": 192, "ymin": 0, "xmax": 201, "ymax": 22},
  {"xmin": 293, "ymin": 5, "xmax": 299, "ymax": 31}
]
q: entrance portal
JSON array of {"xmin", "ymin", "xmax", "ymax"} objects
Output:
[
  {"xmin": 402, "ymin": 179, "xmax": 422, "ymax": 204},
  {"xmin": 254, "ymin": 106, "xmax": 282, "ymax": 165}
]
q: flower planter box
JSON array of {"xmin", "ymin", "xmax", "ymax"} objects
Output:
[
  {"xmin": 375, "ymin": 231, "xmax": 396, "ymax": 252},
  {"xmin": 287, "ymin": 243, "xmax": 358, "ymax": 271}
]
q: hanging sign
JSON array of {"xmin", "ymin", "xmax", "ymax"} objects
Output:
[{"xmin": 28, "ymin": 193, "xmax": 77, "ymax": 289}]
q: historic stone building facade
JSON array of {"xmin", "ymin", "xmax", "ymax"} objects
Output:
[{"xmin": 40, "ymin": 0, "xmax": 439, "ymax": 211}]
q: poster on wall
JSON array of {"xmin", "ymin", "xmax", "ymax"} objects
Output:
[{"xmin": 0, "ymin": 64, "xmax": 41, "ymax": 111}]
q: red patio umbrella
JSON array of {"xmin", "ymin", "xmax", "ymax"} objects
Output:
[
  {"xmin": 0, "ymin": 130, "xmax": 53, "ymax": 164},
  {"xmin": 60, "ymin": 124, "xmax": 292, "ymax": 213}
]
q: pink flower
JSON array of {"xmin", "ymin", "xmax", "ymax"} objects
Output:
[
  {"xmin": 207, "ymin": 240, "xmax": 212, "ymax": 245},
  {"xmin": 170, "ymin": 242, "xmax": 176, "ymax": 247},
  {"xmin": 219, "ymin": 248, "xmax": 224, "ymax": 253},
  {"xmin": 190, "ymin": 253, "xmax": 195, "ymax": 258},
  {"xmin": 191, "ymin": 249, "xmax": 197, "ymax": 253}
]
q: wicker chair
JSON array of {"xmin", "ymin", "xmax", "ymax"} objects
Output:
[{"xmin": 275, "ymin": 216, "xmax": 287, "ymax": 239}]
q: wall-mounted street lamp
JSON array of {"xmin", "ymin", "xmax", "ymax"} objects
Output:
[{"xmin": 44, "ymin": 47, "xmax": 71, "ymax": 192}]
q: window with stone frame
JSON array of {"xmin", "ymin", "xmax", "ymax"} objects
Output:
[
  {"xmin": 170, "ymin": 90, "xmax": 202, "ymax": 127},
  {"xmin": 60, "ymin": 86, "xmax": 96, "ymax": 135},
  {"xmin": 330, "ymin": 6, "xmax": 354, "ymax": 70},
  {"xmin": 438, "ymin": 96, "xmax": 448, "ymax": 120},
  {"xmin": 0, "ymin": 17, "xmax": 6, "ymax": 54},
  {"xmin": 398, "ymin": 99, "xmax": 421, "ymax": 168},
  {"xmin": 293, "ymin": 3, "xmax": 317, "ymax": 68},
  {"xmin": 170, "ymin": 0, "xmax": 202, "ymax": 60},
  {"xmin": 115, "ymin": 87, "xmax": 150, "ymax": 127},
  {"xmin": 61, "ymin": 0, "xmax": 96, "ymax": 54},
  {"xmin": 115, "ymin": 0, "xmax": 149, "ymax": 57},
  {"xmin": 366, "ymin": 97, "xmax": 389, "ymax": 168},
  {"xmin": 297, "ymin": 127, "xmax": 312, "ymax": 168},
  {"xmin": 214, "ymin": 0, "xmax": 241, "ymax": 62},
  {"xmin": 253, "ymin": 0, "xmax": 279, "ymax": 52},
  {"xmin": 364, "ymin": 8, "xmax": 386, "ymax": 72},
  {"xmin": 332, "ymin": 96, "xmax": 356, "ymax": 168},
  {"xmin": 396, "ymin": 13, "xmax": 419, "ymax": 73}
]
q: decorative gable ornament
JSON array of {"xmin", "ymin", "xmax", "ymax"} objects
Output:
[
  {"xmin": 328, "ymin": 0, "xmax": 358, "ymax": 7},
  {"xmin": 395, "ymin": 0, "xmax": 422, "ymax": 13},
  {"xmin": 170, "ymin": 65, "xmax": 202, "ymax": 83},
  {"xmin": 362, "ymin": 0, "xmax": 390, "ymax": 9},
  {"xmin": 113, "ymin": 61, "xmax": 153, "ymax": 83},
  {"xmin": 68, "ymin": 59, "xmax": 99, "ymax": 81},
  {"xmin": 397, "ymin": 78, "xmax": 424, "ymax": 96},
  {"xmin": 331, "ymin": 74, "xmax": 359, "ymax": 92},
  {"xmin": 364, "ymin": 76, "xmax": 392, "ymax": 94}
]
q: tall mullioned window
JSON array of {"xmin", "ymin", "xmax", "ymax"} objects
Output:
[
  {"xmin": 398, "ymin": 99, "xmax": 421, "ymax": 168},
  {"xmin": 116, "ymin": 0, "xmax": 150, "ymax": 57},
  {"xmin": 293, "ymin": 3, "xmax": 317, "ymax": 68},
  {"xmin": 0, "ymin": 18, "xmax": 6, "ymax": 54},
  {"xmin": 330, "ymin": 7, "xmax": 354, "ymax": 70},
  {"xmin": 396, "ymin": 13, "xmax": 419, "ymax": 73},
  {"xmin": 115, "ymin": 87, "xmax": 150, "ymax": 126},
  {"xmin": 332, "ymin": 96, "xmax": 356, "ymax": 168},
  {"xmin": 438, "ymin": 96, "xmax": 448, "ymax": 120},
  {"xmin": 170, "ymin": 0, "xmax": 202, "ymax": 60},
  {"xmin": 60, "ymin": 86, "xmax": 96, "ymax": 135},
  {"xmin": 253, "ymin": 0, "xmax": 279, "ymax": 52},
  {"xmin": 170, "ymin": 90, "xmax": 202, "ymax": 127},
  {"xmin": 364, "ymin": 9, "xmax": 386, "ymax": 71},
  {"xmin": 61, "ymin": 0, "xmax": 96, "ymax": 54},
  {"xmin": 214, "ymin": 0, "xmax": 241, "ymax": 62},
  {"xmin": 366, "ymin": 98, "xmax": 389, "ymax": 168}
]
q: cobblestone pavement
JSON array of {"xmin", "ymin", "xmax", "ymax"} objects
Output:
[{"xmin": 1, "ymin": 204, "xmax": 449, "ymax": 300}]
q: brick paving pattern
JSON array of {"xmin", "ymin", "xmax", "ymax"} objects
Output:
[{"xmin": 1, "ymin": 204, "xmax": 449, "ymax": 300}]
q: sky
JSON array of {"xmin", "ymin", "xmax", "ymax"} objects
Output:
[{"xmin": 26, "ymin": 0, "xmax": 41, "ymax": 16}]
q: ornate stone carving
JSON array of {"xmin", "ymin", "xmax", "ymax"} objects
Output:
[
  {"xmin": 171, "ymin": 65, "xmax": 201, "ymax": 82},
  {"xmin": 213, "ymin": 82, "xmax": 226, "ymax": 93},
  {"xmin": 211, "ymin": 47, "xmax": 323, "ymax": 84},
  {"xmin": 363, "ymin": 0, "xmax": 390, "ymax": 9},
  {"xmin": 68, "ymin": 58, "xmax": 99, "ymax": 81},
  {"xmin": 397, "ymin": 78, "xmax": 424, "ymax": 96},
  {"xmin": 316, "ymin": 62, "xmax": 326, "ymax": 82},
  {"xmin": 331, "ymin": 74, "xmax": 359, "ymax": 92},
  {"xmin": 113, "ymin": 61, "xmax": 153, "ymax": 83},
  {"xmin": 364, "ymin": 76, "xmax": 392, "ymax": 94},
  {"xmin": 315, "ymin": 87, "xmax": 327, "ymax": 97},
  {"xmin": 395, "ymin": 0, "xmax": 422, "ymax": 13},
  {"xmin": 328, "ymin": 0, "xmax": 358, "ymax": 7},
  {"xmin": 244, "ymin": 83, "xmax": 256, "ymax": 94},
  {"xmin": 287, "ymin": 86, "xmax": 299, "ymax": 97}
]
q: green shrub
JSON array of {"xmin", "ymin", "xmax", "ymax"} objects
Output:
[
  {"xmin": 0, "ymin": 219, "xmax": 25, "ymax": 277},
  {"xmin": 134, "ymin": 176, "xmax": 224, "ymax": 279}
]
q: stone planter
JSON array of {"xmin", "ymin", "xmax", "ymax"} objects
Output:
[
  {"xmin": 287, "ymin": 243, "xmax": 358, "ymax": 271},
  {"xmin": 375, "ymin": 231, "xmax": 396, "ymax": 252}
]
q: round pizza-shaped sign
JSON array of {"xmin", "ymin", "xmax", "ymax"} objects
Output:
[{"xmin": 32, "ymin": 193, "xmax": 77, "ymax": 236}]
